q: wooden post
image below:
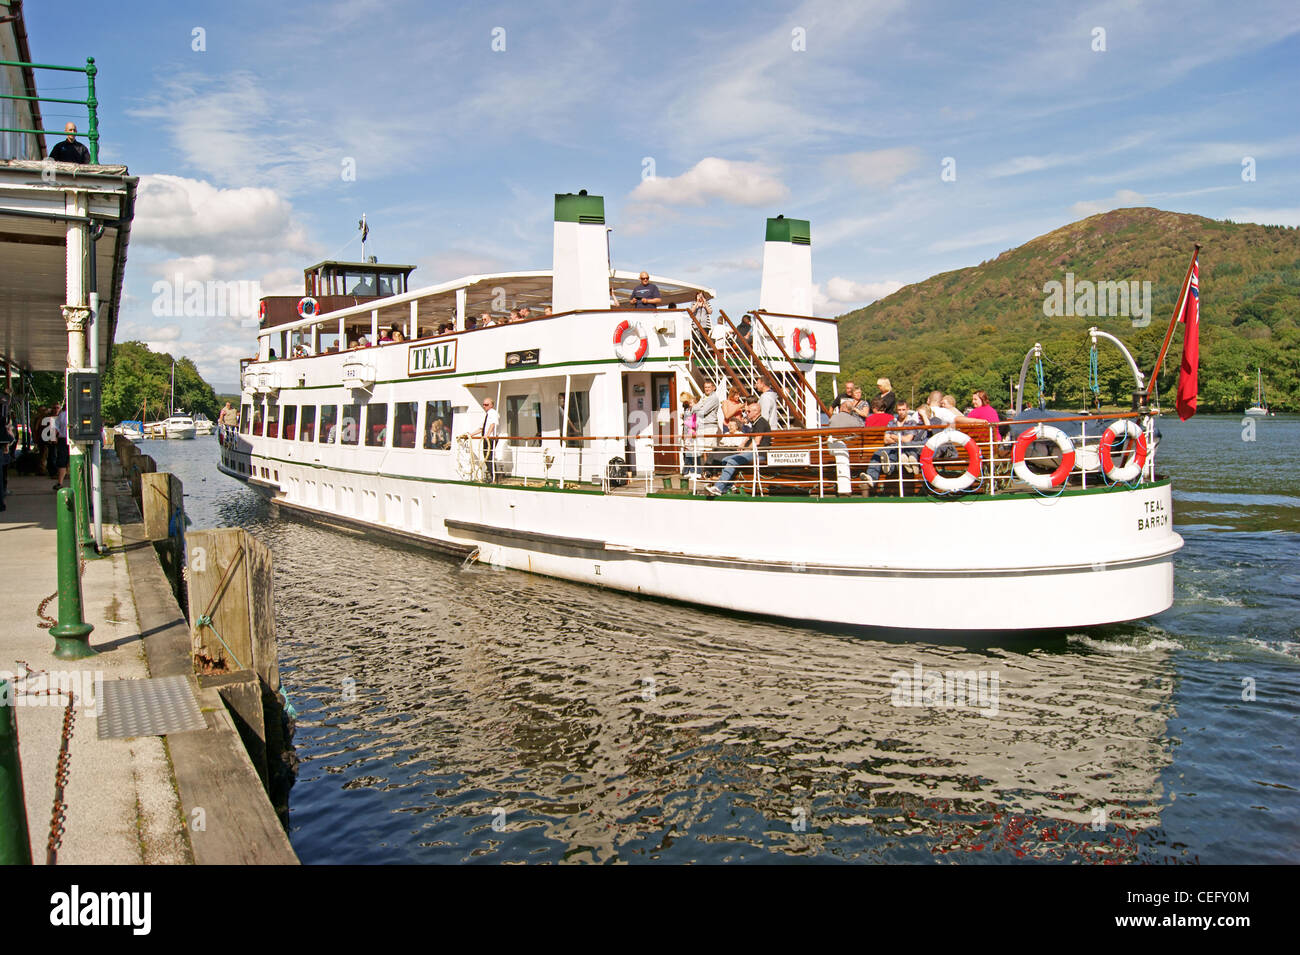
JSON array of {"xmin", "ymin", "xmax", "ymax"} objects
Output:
[
  {"xmin": 129, "ymin": 454, "xmax": 155, "ymax": 505},
  {"xmin": 185, "ymin": 528, "xmax": 282, "ymax": 795},
  {"xmin": 142, "ymin": 471, "xmax": 186, "ymax": 606}
]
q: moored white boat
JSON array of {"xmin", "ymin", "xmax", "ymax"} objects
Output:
[
  {"xmin": 217, "ymin": 193, "xmax": 1184, "ymax": 633},
  {"xmin": 193, "ymin": 412, "xmax": 215, "ymax": 435},
  {"xmin": 165, "ymin": 414, "xmax": 197, "ymax": 439}
]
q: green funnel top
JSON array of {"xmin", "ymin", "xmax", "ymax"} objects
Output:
[
  {"xmin": 555, "ymin": 191, "xmax": 606, "ymax": 225},
  {"xmin": 766, "ymin": 215, "xmax": 810, "ymax": 245}
]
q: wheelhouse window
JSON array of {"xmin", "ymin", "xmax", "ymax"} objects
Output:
[
  {"xmin": 344, "ymin": 271, "xmax": 377, "ymax": 296},
  {"xmin": 240, "ymin": 404, "xmax": 251, "ymax": 435},
  {"xmin": 283, "ymin": 406, "xmax": 297, "ymax": 441},
  {"xmin": 340, "ymin": 403, "xmax": 360, "ymax": 445},
  {"xmin": 565, "ymin": 392, "xmax": 590, "ymax": 448},
  {"xmin": 506, "ymin": 395, "xmax": 541, "ymax": 448},
  {"xmin": 320, "ymin": 404, "xmax": 338, "ymax": 443},
  {"xmin": 365, "ymin": 403, "xmax": 388, "ymax": 447},
  {"xmin": 378, "ymin": 273, "xmax": 403, "ymax": 296},
  {"xmin": 300, "ymin": 406, "xmax": 317, "ymax": 442},
  {"xmin": 266, "ymin": 403, "xmax": 280, "ymax": 439},
  {"xmin": 424, "ymin": 400, "xmax": 452, "ymax": 450},
  {"xmin": 393, "ymin": 401, "xmax": 417, "ymax": 449}
]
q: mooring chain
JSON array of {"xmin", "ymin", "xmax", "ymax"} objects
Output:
[
  {"xmin": 35, "ymin": 544, "xmax": 87, "ymax": 630},
  {"xmin": 11, "ymin": 664, "xmax": 77, "ymax": 864}
]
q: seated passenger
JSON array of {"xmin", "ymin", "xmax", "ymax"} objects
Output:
[
  {"xmin": 518, "ymin": 305, "xmax": 534, "ymax": 320},
  {"xmin": 392, "ymin": 326, "xmax": 406, "ymax": 343},
  {"xmin": 707, "ymin": 399, "xmax": 771, "ymax": 496},
  {"xmin": 719, "ymin": 387, "xmax": 745, "ymax": 430},
  {"xmin": 426, "ymin": 417, "xmax": 449, "ymax": 450},
  {"xmin": 960, "ymin": 389, "xmax": 1003, "ymax": 438},
  {"xmin": 862, "ymin": 404, "xmax": 924, "ymax": 495},
  {"xmin": 861, "ymin": 396, "xmax": 894, "ymax": 428},
  {"xmin": 378, "ymin": 327, "xmax": 393, "ymax": 344},
  {"xmin": 828, "ymin": 396, "xmax": 861, "ymax": 429},
  {"xmin": 875, "ymin": 378, "xmax": 897, "ymax": 416}
]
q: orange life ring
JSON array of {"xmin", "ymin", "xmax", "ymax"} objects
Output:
[
  {"xmin": 791, "ymin": 326, "xmax": 817, "ymax": 361},
  {"xmin": 1100, "ymin": 419, "xmax": 1147, "ymax": 482},
  {"xmin": 919, "ymin": 429, "xmax": 983, "ymax": 492},
  {"xmin": 1011, "ymin": 424, "xmax": 1075, "ymax": 489},
  {"xmin": 258, "ymin": 300, "xmax": 267, "ymax": 323},
  {"xmin": 613, "ymin": 319, "xmax": 648, "ymax": 363}
]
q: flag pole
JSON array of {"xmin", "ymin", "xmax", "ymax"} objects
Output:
[{"xmin": 1147, "ymin": 243, "xmax": 1200, "ymax": 389}]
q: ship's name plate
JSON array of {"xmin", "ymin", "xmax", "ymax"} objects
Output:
[
  {"xmin": 408, "ymin": 339, "xmax": 457, "ymax": 376},
  {"xmin": 767, "ymin": 450, "xmax": 811, "ymax": 466}
]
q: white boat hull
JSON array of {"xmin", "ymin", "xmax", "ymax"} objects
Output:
[
  {"xmin": 167, "ymin": 426, "xmax": 197, "ymax": 439},
  {"xmin": 219, "ymin": 452, "xmax": 1180, "ymax": 632}
]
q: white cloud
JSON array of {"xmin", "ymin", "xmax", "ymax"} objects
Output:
[
  {"xmin": 835, "ymin": 147, "xmax": 923, "ymax": 186},
  {"xmin": 988, "ymin": 154, "xmax": 1073, "ymax": 178},
  {"xmin": 1070, "ymin": 189, "xmax": 1145, "ymax": 218},
  {"xmin": 134, "ymin": 174, "xmax": 314, "ymax": 259},
  {"xmin": 629, "ymin": 158, "xmax": 788, "ymax": 207},
  {"xmin": 813, "ymin": 276, "xmax": 903, "ymax": 314}
]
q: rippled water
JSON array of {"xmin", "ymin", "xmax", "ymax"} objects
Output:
[{"xmin": 142, "ymin": 415, "xmax": 1299, "ymax": 864}]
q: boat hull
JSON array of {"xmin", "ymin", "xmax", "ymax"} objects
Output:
[{"xmin": 219, "ymin": 455, "xmax": 1181, "ymax": 632}]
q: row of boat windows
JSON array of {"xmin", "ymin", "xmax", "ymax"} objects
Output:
[{"xmin": 239, "ymin": 393, "xmax": 592, "ymax": 449}]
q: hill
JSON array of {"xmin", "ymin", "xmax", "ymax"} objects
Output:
[
  {"xmin": 100, "ymin": 342, "xmax": 220, "ymax": 423},
  {"xmin": 833, "ymin": 208, "xmax": 1299, "ymax": 412}
]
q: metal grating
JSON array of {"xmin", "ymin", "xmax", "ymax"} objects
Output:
[{"xmin": 97, "ymin": 675, "xmax": 206, "ymax": 739}]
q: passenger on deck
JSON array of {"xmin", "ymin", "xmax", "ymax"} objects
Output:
[
  {"xmin": 378, "ymin": 327, "xmax": 393, "ymax": 344},
  {"xmin": 919, "ymin": 390, "xmax": 956, "ymax": 427},
  {"xmin": 687, "ymin": 291, "xmax": 712, "ymax": 328},
  {"xmin": 465, "ymin": 316, "xmax": 479, "ymax": 330},
  {"xmin": 49, "ymin": 122, "xmax": 91, "ymax": 164},
  {"xmin": 862, "ymin": 396, "xmax": 894, "ymax": 428},
  {"xmin": 544, "ymin": 306, "xmax": 553, "ymax": 316},
  {"xmin": 850, "ymin": 383, "xmax": 871, "ymax": 420},
  {"xmin": 756, "ymin": 378, "xmax": 779, "ymax": 426},
  {"xmin": 392, "ymin": 326, "xmax": 406, "ymax": 343},
  {"xmin": 518, "ymin": 305, "xmax": 534, "ymax": 320},
  {"xmin": 862, "ymin": 401, "xmax": 925, "ymax": 495},
  {"xmin": 692, "ymin": 380, "xmax": 721, "ymax": 439},
  {"xmin": 707, "ymin": 399, "xmax": 771, "ymax": 496},
  {"xmin": 630, "ymin": 272, "xmax": 661, "ymax": 308},
  {"xmin": 734, "ymin": 312, "xmax": 754, "ymax": 346},
  {"xmin": 828, "ymin": 396, "xmax": 861, "ymax": 429},
  {"xmin": 470, "ymin": 398, "xmax": 499, "ymax": 482},
  {"xmin": 719, "ymin": 386, "xmax": 745, "ymax": 429},
  {"xmin": 680, "ymin": 392, "xmax": 701, "ymax": 475},
  {"xmin": 961, "ymin": 390, "xmax": 1003, "ymax": 437},
  {"xmin": 876, "ymin": 378, "xmax": 897, "ymax": 416},
  {"xmin": 290, "ymin": 344, "xmax": 307, "ymax": 359}
]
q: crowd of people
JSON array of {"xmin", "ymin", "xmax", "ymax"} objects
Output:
[
  {"xmin": 0, "ymin": 393, "xmax": 69, "ymax": 507},
  {"xmin": 678, "ymin": 374, "xmax": 1007, "ymax": 496}
]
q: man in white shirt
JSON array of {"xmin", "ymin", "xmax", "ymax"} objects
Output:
[
  {"xmin": 756, "ymin": 378, "xmax": 779, "ymax": 427},
  {"xmin": 471, "ymin": 398, "xmax": 500, "ymax": 482}
]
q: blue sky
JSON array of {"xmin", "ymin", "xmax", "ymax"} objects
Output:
[{"xmin": 26, "ymin": 0, "xmax": 1300, "ymax": 389}]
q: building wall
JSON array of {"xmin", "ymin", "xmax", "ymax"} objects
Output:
[{"xmin": 0, "ymin": 18, "xmax": 40, "ymax": 160}]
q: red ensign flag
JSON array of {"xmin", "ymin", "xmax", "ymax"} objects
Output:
[{"xmin": 1175, "ymin": 259, "xmax": 1200, "ymax": 421}]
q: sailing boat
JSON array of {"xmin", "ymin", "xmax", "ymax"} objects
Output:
[
  {"xmin": 164, "ymin": 359, "xmax": 197, "ymax": 439},
  {"xmin": 1245, "ymin": 368, "xmax": 1270, "ymax": 416}
]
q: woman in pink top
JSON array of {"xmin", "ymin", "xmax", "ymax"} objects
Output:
[{"xmin": 965, "ymin": 390, "xmax": 1003, "ymax": 438}]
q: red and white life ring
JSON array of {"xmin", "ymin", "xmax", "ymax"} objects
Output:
[
  {"xmin": 1100, "ymin": 418, "xmax": 1148, "ymax": 483},
  {"xmin": 613, "ymin": 319, "xmax": 648, "ymax": 364},
  {"xmin": 1011, "ymin": 424, "xmax": 1076, "ymax": 490},
  {"xmin": 258, "ymin": 300, "xmax": 267, "ymax": 323},
  {"xmin": 791, "ymin": 326, "xmax": 817, "ymax": 361},
  {"xmin": 297, "ymin": 297, "xmax": 320, "ymax": 319},
  {"xmin": 919, "ymin": 428, "xmax": 983, "ymax": 492}
]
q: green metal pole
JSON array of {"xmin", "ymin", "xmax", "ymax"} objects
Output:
[
  {"xmin": 68, "ymin": 448, "xmax": 96, "ymax": 559},
  {"xmin": 0, "ymin": 681, "xmax": 33, "ymax": 864},
  {"xmin": 85, "ymin": 57, "xmax": 98, "ymax": 163},
  {"xmin": 50, "ymin": 488, "xmax": 96, "ymax": 659}
]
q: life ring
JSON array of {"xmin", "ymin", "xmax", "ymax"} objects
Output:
[
  {"xmin": 791, "ymin": 326, "xmax": 817, "ymax": 361},
  {"xmin": 258, "ymin": 300, "xmax": 267, "ymax": 323},
  {"xmin": 613, "ymin": 319, "xmax": 648, "ymax": 364},
  {"xmin": 1011, "ymin": 424, "xmax": 1076, "ymax": 490},
  {"xmin": 1100, "ymin": 418, "xmax": 1147, "ymax": 483},
  {"xmin": 919, "ymin": 428, "xmax": 983, "ymax": 492},
  {"xmin": 297, "ymin": 297, "xmax": 320, "ymax": 319}
]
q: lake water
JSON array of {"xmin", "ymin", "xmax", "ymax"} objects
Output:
[{"xmin": 141, "ymin": 414, "xmax": 1299, "ymax": 864}]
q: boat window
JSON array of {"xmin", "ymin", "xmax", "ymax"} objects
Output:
[
  {"xmin": 378, "ymin": 273, "xmax": 402, "ymax": 296},
  {"xmin": 252, "ymin": 405, "xmax": 264, "ymax": 436},
  {"xmin": 506, "ymin": 395, "xmax": 541, "ymax": 447},
  {"xmin": 565, "ymin": 392, "xmax": 590, "ymax": 448},
  {"xmin": 320, "ymin": 404, "xmax": 338, "ymax": 443},
  {"xmin": 424, "ymin": 401, "xmax": 452, "ymax": 450},
  {"xmin": 344, "ymin": 271, "xmax": 377, "ymax": 296},
  {"xmin": 240, "ymin": 404, "xmax": 251, "ymax": 435},
  {"xmin": 300, "ymin": 406, "xmax": 317, "ymax": 442},
  {"xmin": 283, "ymin": 406, "xmax": 297, "ymax": 441},
  {"xmin": 365, "ymin": 403, "xmax": 388, "ymax": 447},
  {"xmin": 266, "ymin": 403, "xmax": 280, "ymax": 439},
  {"xmin": 393, "ymin": 402, "xmax": 417, "ymax": 449},
  {"xmin": 340, "ymin": 403, "xmax": 360, "ymax": 445}
]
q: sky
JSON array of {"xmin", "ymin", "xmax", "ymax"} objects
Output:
[{"xmin": 25, "ymin": 0, "xmax": 1300, "ymax": 391}]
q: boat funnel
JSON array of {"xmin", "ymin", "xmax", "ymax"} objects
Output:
[
  {"xmin": 758, "ymin": 215, "xmax": 812, "ymax": 316},
  {"xmin": 551, "ymin": 191, "xmax": 611, "ymax": 313}
]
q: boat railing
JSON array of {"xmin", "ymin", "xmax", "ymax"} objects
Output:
[{"xmin": 456, "ymin": 410, "xmax": 1157, "ymax": 497}]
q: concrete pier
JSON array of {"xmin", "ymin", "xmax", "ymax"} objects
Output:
[{"xmin": 0, "ymin": 454, "xmax": 296, "ymax": 864}]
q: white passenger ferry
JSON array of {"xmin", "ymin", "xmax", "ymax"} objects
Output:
[{"xmin": 219, "ymin": 192, "xmax": 1182, "ymax": 633}]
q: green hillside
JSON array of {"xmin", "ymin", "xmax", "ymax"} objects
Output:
[{"xmin": 834, "ymin": 208, "xmax": 1300, "ymax": 412}]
